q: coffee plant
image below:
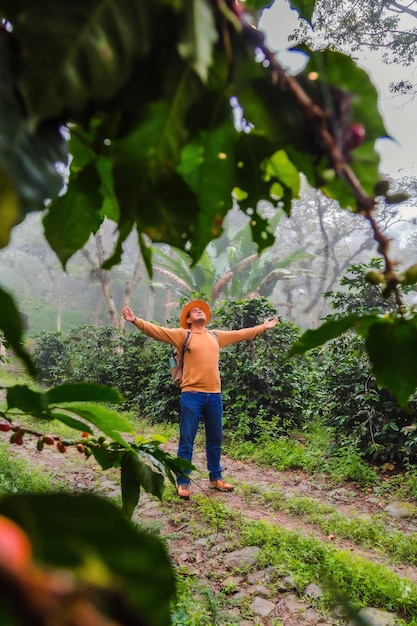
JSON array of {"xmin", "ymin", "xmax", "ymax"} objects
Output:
[{"xmin": 318, "ymin": 262, "xmax": 417, "ymax": 464}]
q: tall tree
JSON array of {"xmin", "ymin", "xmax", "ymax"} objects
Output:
[{"xmin": 292, "ymin": 0, "xmax": 417, "ymax": 93}]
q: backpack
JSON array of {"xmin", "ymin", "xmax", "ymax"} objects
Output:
[
  {"xmin": 170, "ymin": 331, "xmax": 191, "ymax": 387},
  {"xmin": 169, "ymin": 330, "xmax": 218, "ymax": 387}
]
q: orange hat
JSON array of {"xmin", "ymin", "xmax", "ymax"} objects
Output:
[{"xmin": 180, "ymin": 300, "xmax": 211, "ymax": 329}]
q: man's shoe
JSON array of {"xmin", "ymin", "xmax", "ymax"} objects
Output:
[
  {"xmin": 209, "ymin": 479, "xmax": 234, "ymax": 492},
  {"xmin": 177, "ymin": 484, "xmax": 190, "ymax": 500}
]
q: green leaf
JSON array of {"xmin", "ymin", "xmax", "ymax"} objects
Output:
[
  {"xmin": 0, "ymin": 167, "xmax": 19, "ymax": 249},
  {"xmin": 0, "ymin": 35, "xmax": 67, "ymax": 218},
  {"xmin": 57, "ymin": 403, "xmax": 134, "ymax": 445},
  {"xmin": 365, "ymin": 316, "xmax": 417, "ymax": 407},
  {"xmin": 177, "ymin": 123, "xmax": 238, "ymax": 259},
  {"xmin": 44, "ymin": 163, "xmax": 103, "ymax": 268},
  {"xmin": 101, "ymin": 220, "xmax": 135, "ymax": 271},
  {"xmin": 113, "ymin": 79, "xmax": 208, "ymax": 257},
  {"xmin": 139, "ymin": 231, "xmax": 154, "ymax": 279},
  {"xmin": 0, "ymin": 493, "xmax": 175, "ymax": 626},
  {"xmin": 141, "ymin": 443, "xmax": 193, "ymax": 485},
  {"xmin": 49, "ymin": 411, "xmax": 94, "ymax": 434},
  {"xmin": 10, "ymin": 0, "xmax": 154, "ymax": 124},
  {"xmin": 0, "ymin": 288, "xmax": 36, "ymax": 377},
  {"xmin": 92, "ymin": 446, "xmax": 123, "ymax": 470},
  {"xmin": 96, "ymin": 155, "xmax": 120, "ymax": 222},
  {"xmin": 121, "ymin": 451, "xmax": 141, "ymax": 519},
  {"xmin": 266, "ymin": 150, "xmax": 300, "ymax": 199},
  {"xmin": 47, "ymin": 383, "xmax": 122, "ymax": 405},
  {"xmin": 288, "ymin": 0, "xmax": 315, "ymax": 23},
  {"xmin": 6, "ymin": 385, "xmax": 47, "ymax": 414},
  {"xmin": 177, "ymin": 0, "xmax": 218, "ymax": 83},
  {"xmin": 121, "ymin": 451, "xmax": 165, "ymax": 519},
  {"xmin": 289, "ymin": 314, "xmax": 364, "ymax": 355}
]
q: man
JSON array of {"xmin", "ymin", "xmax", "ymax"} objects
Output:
[{"xmin": 122, "ymin": 300, "xmax": 278, "ymax": 500}]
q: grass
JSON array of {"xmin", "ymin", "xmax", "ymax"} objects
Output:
[
  {"xmin": 241, "ymin": 485, "xmax": 417, "ymax": 567},
  {"xmin": 189, "ymin": 496, "xmax": 417, "ymax": 624},
  {"xmin": 224, "ymin": 421, "xmax": 417, "ymax": 495},
  {"xmin": 0, "ymin": 441, "xmax": 57, "ymax": 495},
  {"xmin": 3, "ymin": 368, "xmax": 417, "ymax": 623}
]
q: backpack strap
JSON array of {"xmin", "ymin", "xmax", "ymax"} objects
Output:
[
  {"xmin": 208, "ymin": 330, "xmax": 219, "ymax": 343},
  {"xmin": 182, "ymin": 330, "xmax": 192, "ymax": 356}
]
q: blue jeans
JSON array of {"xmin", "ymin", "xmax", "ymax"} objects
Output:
[{"xmin": 177, "ymin": 392, "xmax": 223, "ymax": 485}]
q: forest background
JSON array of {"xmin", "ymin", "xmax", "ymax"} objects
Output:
[{"xmin": 1, "ymin": 1, "xmax": 417, "ymax": 624}]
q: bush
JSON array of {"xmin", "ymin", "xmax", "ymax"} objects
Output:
[
  {"xmin": 32, "ymin": 300, "xmax": 315, "ymax": 439},
  {"xmin": 33, "ymin": 331, "xmax": 71, "ymax": 385},
  {"xmin": 320, "ymin": 332, "xmax": 417, "ymax": 464},
  {"xmin": 319, "ymin": 261, "xmax": 417, "ymax": 465},
  {"xmin": 211, "ymin": 298, "xmax": 314, "ymax": 441}
]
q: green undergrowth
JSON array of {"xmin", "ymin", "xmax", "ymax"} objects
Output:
[
  {"xmin": 172, "ymin": 577, "xmax": 239, "ymax": 626},
  {"xmin": 185, "ymin": 495, "xmax": 417, "ymax": 624},
  {"xmin": 224, "ymin": 423, "xmax": 378, "ymax": 487},
  {"xmin": 0, "ymin": 441, "xmax": 56, "ymax": 495},
  {"xmin": 243, "ymin": 485, "xmax": 417, "ymax": 566},
  {"xmin": 223, "ymin": 421, "xmax": 417, "ymax": 503}
]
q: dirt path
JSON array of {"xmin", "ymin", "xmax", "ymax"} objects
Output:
[{"xmin": 9, "ymin": 439, "xmax": 417, "ymax": 625}]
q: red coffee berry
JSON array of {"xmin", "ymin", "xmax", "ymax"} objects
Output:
[
  {"xmin": 0, "ymin": 515, "xmax": 32, "ymax": 573},
  {"xmin": 342, "ymin": 123, "xmax": 366, "ymax": 153},
  {"xmin": 56, "ymin": 441, "xmax": 67, "ymax": 453},
  {"xmin": 0, "ymin": 423, "xmax": 11, "ymax": 432},
  {"xmin": 42, "ymin": 435, "xmax": 55, "ymax": 445},
  {"xmin": 10, "ymin": 432, "xmax": 23, "ymax": 445}
]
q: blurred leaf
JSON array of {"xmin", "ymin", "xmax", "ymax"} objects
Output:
[
  {"xmin": 57, "ymin": 404, "xmax": 134, "ymax": 445},
  {"xmin": 288, "ymin": 0, "xmax": 315, "ymax": 23},
  {"xmin": 9, "ymin": 0, "xmax": 154, "ymax": 123},
  {"xmin": 0, "ymin": 168, "xmax": 19, "ymax": 248},
  {"xmin": 44, "ymin": 163, "xmax": 103, "ymax": 268},
  {"xmin": 121, "ymin": 451, "xmax": 141, "ymax": 519},
  {"xmin": 0, "ymin": 289, "xmax": 36, "ymax": 377},
  {"xmin": 47, "ymin": 383, "xmax": 122, "ymax": 405},
  {"xmin": 364, "ymin": 316, "xmax": 417, "ymax": 408},
  {"xmin": 6, "ymin": 385, "xmax": 46, "ymax": 414},
  {"xmin": 177, "ymin": 122, "xmax": 238, "ymax": 258},
  {"xmin": 177, "ymin": 0, "xmax": 218, "ymax": 83},
  {"xmin": 289, "ymin": 314, "xmax": 365, "ymax": 355},
  {"xmin": 49, "ymin": 411, "xmax": 94, "ymax": 433},
  {"xmin": 0, "ymin": 33, "xmax": 67, "ymax": 219},
  {"xmin": 0, "ymin": 493, "xmax": 176, "ymax": 626}
]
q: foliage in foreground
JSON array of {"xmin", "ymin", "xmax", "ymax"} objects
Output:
[
  {"xmin": 0, "ymin": 0, "xmax": 416, "ymax": 622},
  {"xmin": 0, "ymin": 0, "xmax": 416, "ymax": 405},
  {"xmin": 0, "ymin": 493, "xmax": 175, "ymax": 626},
  {"xmin": 316, "ymin": 262, "xmax": 417, "ymax": 464},
  {"xmin": 0, "ymin": 381, "xmax": 190, "ymax": 519}
]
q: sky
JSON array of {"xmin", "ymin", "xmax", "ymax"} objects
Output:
[{"xmin": 258, "ymin": 1, "xmax": 417, "ymax": 180}]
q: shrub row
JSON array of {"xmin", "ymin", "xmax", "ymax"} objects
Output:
[{"xmin": 32, "ymin": 296, "xmax": 417, "ymax": 465}]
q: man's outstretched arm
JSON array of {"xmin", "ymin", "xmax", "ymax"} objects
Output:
[{"xmin": 263, "ymin": 318, "xmax": 279, "ymax": 330}]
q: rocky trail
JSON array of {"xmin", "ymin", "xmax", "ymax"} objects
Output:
[{"xmin": 9, "ymin": 437, "xmax": 417, "ymax": 626}]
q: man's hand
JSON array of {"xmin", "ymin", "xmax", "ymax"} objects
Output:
[
  {"xmin": 122, "ymin": 306, "xmax": 136, "ymax": 323},
  {"xmin": 263, "ymin": 318, "xmax": 279, "ymax": 330}
]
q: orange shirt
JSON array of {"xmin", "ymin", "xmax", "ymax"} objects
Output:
[{"xmin": 133, "ymin": 319, "xmax": 266, "ymax": 393}]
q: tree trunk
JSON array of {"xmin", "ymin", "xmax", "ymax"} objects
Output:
[
  {"xmin": 95, "ymin": 230, "xmax": 119, "ymax": 327},
  {"xmin": 120, "ymin": 254, "xmax": 143, "ymax": 332}
]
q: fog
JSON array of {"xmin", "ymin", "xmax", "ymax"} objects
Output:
[{"xmin": 1, "ymin": 175, "xmax": 416, "ymax": 336}]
